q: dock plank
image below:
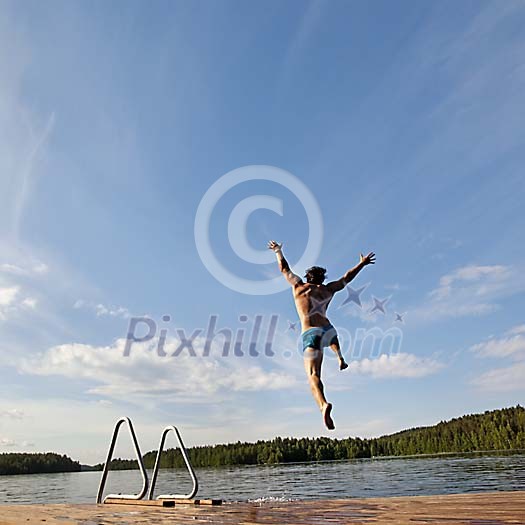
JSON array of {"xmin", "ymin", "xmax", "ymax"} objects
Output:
[{"xmin": 0, "ymin": 491, "xmax": 523, "ymax": 525}]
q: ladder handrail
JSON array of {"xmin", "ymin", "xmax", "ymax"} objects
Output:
[
  {"xmin": 96, "ymin": 416, "xmax": 149, "ymax": 504},
  {"xmin": 148, "ymin": 425, "xmax": 199, "ymax": 500}
]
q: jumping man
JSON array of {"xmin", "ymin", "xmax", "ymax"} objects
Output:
[{"xmin": 268, "ymin": 240, "xmax": 375, "ymax": 430}]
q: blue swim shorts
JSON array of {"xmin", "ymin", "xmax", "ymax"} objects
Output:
[{"xmin": 301, "ymin": 324, "xmax": 338, "ymax": 352}]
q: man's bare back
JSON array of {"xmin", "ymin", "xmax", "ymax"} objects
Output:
[
  {"xmin": 268, "ymin": 240, "xmax": 376, "ymax": 430},
  {"xmin": 293, "ymin": 281, "xmax": 335, "ymax": 331}
]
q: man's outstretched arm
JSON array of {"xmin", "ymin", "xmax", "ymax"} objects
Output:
[
  {"xmin": 267, "ymin": 240, "xmax": 302, "ymax": 286},
  {"xmin": 326, "ymin": 252, "xmax": 376, "ymax": 293}
]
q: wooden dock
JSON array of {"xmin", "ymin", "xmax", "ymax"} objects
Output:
[{"xmin": 0, "ymin": 491, "xmax": 523, "ymax": 524}]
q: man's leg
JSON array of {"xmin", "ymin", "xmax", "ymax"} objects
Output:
[
  {"xmin": 329, "ymin": 338, "xmax": 348, "ymax": 371},
  {"xmin": 303, "ymin": 348, "xmax": 335, "ymax": 430}
]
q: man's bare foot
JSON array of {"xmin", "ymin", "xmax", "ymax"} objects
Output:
[
  {"xmin": 322, "ymin": 403, "xmax": 335, "ymax": 430},
  {"xmin": 339, "ymin": 360, "xmax": 348, "ymax": 371}
]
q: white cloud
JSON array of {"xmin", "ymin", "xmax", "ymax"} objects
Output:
[
  {"xmin": 1, "ymin": 409, "xmax": 25, "ymax": 420},
  {"xmin": 0, "ymin": 285, "xmax": 40, "ymax": 320},
  {"xmin": 432, "ymin": 265, "xmax": 509, "ymax": 300},
  {"xmin": 470, "ymin": 333, "xmax": 525, "ymax": 361},
  {"xmin": 32, "ymin": 263, "xmax": 48, "ymax": 274},
  {"xmin": 21, "ymin": 297, "xmax": 37, "ymax": 309},
  {"xmin": 0, "ymin": 255, "xmax": 48, "ymax": 320},
  {"xmin": 427, "ymin": 302, "xmax": 498, "ymax": 319},
  {"xmin": 0, "ymin": 261, "xmax": 49, "ymax": 276},
  {"xmin": 0, "ymin": 438, "xmax": 17, "ymax": 447},
  {"xmin": 95, "ymin": 304, "xmax": 129, "ymax": 318},
  {"xmin": 347, "ymin": 352, "xmax": 444, "ymax": 378},
  {"xmin": 17, "ymin": 336, "xmax": 298, "ymax": 403},
  {"xmin": 0, "ymin": 286, "xmax": 20, "ymax": 320},
  {"xmin": 506, "ymin": 325, "xmax": 525, "ymax": 336},
  {"xmin": 74, "ymin": 300, "xmax": 130, "ymax": 319},
  {"xmin": 414, "ymin": 264, "xmax": 523, "ymax": 321},
  {"xmin": 471, "ymin": 363, "xmax": 525, "ymax": 392},
  {"xmin": 0, "ymin": 264, "xmax": 26, "ymax": 275},
  {"xmin": 470, "ymin": 324, "xmax": 525, "ymax": 392},
  {"xmin": 0, "ymin": 286, "xmax": 19, "ymax": 306}
]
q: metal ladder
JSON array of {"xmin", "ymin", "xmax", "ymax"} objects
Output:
[{"xmin": 96, "ymin": 417, "xmax": 198, "ymax": 504}]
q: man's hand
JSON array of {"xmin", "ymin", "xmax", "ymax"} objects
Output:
[
  {"xmin": 360, "ymin": 252, "xmax": 376, "ymax": 266},
  {"xmin": 327, "ymin": 251, "xmax": 376, "ymax": 293},
  {"xmin": 267, "ymin": 240, "xmax": 283, "ymax": 253},
  {"xmin": 268, "ymin": 240, "xmax": 301, "ymax": 285}
]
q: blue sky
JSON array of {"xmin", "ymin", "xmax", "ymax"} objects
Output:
[{"xmin": 1, "ymin": 0, "xmax": 524, "ymax": 464}]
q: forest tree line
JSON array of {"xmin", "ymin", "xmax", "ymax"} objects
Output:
[
  {"xmin": 0, "ymin": 452, "xmax": 81, "ymax": 475},
  {"xmin": 1, "ymin": 406, "xmax": 523, "ymax": 474},
  {"xmin": 96, "ymin": 405, "xmax": 525, "ymax": 470}
]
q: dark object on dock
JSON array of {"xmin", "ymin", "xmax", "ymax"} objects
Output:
[{"xmin": 104, "ymin": 497, "xmax": 222, "ymax": 506}]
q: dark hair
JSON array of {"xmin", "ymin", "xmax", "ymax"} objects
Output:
[{"xmin": 304, "ymin": 266, "xmax": 326, "ymax": 284}]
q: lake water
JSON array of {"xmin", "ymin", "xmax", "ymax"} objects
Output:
[{"xmin": 1, "ymin": 452, "xmax": 524, "ymax": 505}]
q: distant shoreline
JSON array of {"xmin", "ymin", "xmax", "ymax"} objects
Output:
[{"xmin": 2, "ymin": 405, "xmax": 523, "ymax": 475}]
